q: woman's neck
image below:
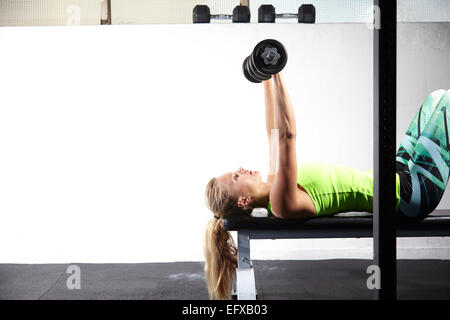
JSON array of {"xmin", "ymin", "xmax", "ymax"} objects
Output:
[{"xmin": 252, "ymin": 182, "xmax": 272, "ymax": 208}]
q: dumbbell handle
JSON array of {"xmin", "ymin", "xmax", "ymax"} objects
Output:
[
  {"xmin": 275, "ymin": 13, "xmax": 298, "ymax": 19},
  {"xmin": 214, "ymin": 13, "xmax": 296, "ymax": 20},
  {"xmin": 211, "ymin": 14, "xmax": 233, "ymax": 20}
]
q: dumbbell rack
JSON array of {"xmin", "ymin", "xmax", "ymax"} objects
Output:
[{"xmin": 193, "ymin": 4, "xmax": 316, "ymax": 24}]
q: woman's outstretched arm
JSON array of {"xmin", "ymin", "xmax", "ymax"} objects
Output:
[
  {"xmin": 273, "ymin": 73, "xmax": 296, "ymax": 139},
  {"xmin": 270, "ymin": 73, "xmax": 312, "ymax": 219},
  {"xmin": 264, "ymin": 79, "xmax": 275, "ymax": 136},
  {"xmin": 264, "ymin": 79, "xmax": 278, "ymax": 182}
]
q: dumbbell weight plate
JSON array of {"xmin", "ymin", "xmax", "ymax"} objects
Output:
[
  {"xmin": 242, "ymin": 57, "xmax": 261, "ymax": 83},
  {"xmin": 247, "ymin": 55, "xmax": 271, "ymax": 82},
  {"xmin": 245, "ymin": 56, "xmax": 269, "ymax": 82},
  {"xmin": 232, "ymin": 5, "xmax": 251, "ymax": 23},
  {"xmin": 258, "ymin": 4, "xmax": 276, "ymax": 23},
  {"xmin": 298, "ymin": 4, "xmax": 316, "ymax": 23},
  {"xmin": 252, "ymin": 39, "xmax": 288, "ymax": 75},
  {"xmin": 193, "ymin": 5, "xmax": 211, "ymax": 23},
  {"xmin": 249, "ymin": 53, "xmax": 272, "ymax": 81}
]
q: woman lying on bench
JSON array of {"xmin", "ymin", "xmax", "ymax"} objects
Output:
[{"xmin": 203, "ymin": 72, "xmax": 450, "ymax": 299}]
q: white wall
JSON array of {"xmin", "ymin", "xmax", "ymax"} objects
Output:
[
  {"xmin": 0, "ymin": 23, "xmax": 449, "ymax": 263},
  {"xmin": 0, "ymin": 0, "xmax": 101, "ymax": 26}
]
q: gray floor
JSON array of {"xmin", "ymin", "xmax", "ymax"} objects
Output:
[{"xmin": 0, "ymin": 260, "xmax": 449, "ymax": 300}]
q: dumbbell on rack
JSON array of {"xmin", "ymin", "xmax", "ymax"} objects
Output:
[
  {"xmin": 243, "ymin": 39, "xmax": 287, "ymax": 83},
  {"xmin": 258, "ymin": 4, "xmax": 316, "ymax": 23},
  {"xmin": 193, "ymin": 5, "xmax": 250, "ymax": 23}
]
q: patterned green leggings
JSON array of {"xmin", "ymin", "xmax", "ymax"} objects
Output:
[{"xmin": 396, "ymin": 89, "xmax": 450, "ymax": 218}]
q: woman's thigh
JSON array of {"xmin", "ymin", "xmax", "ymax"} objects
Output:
[
  {"xmin": 396, "ymin": 89, "xmax": 448, "ymax": 166},
  {"xmin": 396, "ymin": 89, "xmax": 450, "ymax": 218}
]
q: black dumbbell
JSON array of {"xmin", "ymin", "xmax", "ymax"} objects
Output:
[
  {"xmin": 258, "ymin": 4, "xmax": 316, "ymax": 23},
  {"xmin": 243, "ymin": 39, "xmax": 288, "ymax": 83},
  {"xmin": 243, "ymin": 57, "xmax": 262, "ymax": 83},
  {"xmin": 193, "ymin": 5, "xmax": 250, "ymax": 23}
]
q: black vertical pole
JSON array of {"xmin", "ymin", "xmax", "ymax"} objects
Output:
[{"xmin": 373, "ymin": 0, "xmax": 397, "ymax": 300}]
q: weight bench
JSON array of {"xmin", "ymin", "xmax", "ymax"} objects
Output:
[{"xmin": 222, "ymin": 210, "xmax": 450, "ymax": 300}]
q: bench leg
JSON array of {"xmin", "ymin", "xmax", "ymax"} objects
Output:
[{"xmin": 236, "ymin": 231, "xmax": 257, "ymax": 300}]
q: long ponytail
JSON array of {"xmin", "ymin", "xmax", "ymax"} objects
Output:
[
  {"xmin": 203, "ymin": 217, "xmax": 237, "ymax": 300},
  {"xmin": 204, "ymin": 177, "xmax": 250, "ymax": 300}
]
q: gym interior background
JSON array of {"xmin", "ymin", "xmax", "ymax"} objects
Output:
[{"xmin": 0, "ymin": 0, "xmax": 449, "ymax": 300}]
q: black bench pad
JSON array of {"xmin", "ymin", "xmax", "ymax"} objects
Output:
[{"xmin": 222, "ymin": 210, "xmax": 450, "ymax": 237}]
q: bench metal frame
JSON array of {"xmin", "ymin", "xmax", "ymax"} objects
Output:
[{"xmin": 233, "ymin": 219, "xmax": 450, "ymax": 300}]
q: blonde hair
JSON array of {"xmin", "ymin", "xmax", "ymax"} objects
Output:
[{"xmin": 203, "ymin": 177, "xmax": 251, "ymax": 300}]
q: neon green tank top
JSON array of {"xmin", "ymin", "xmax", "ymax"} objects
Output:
[{"xmin": 267, "ymin": 162, "xmax": 401, "ymax": 216}]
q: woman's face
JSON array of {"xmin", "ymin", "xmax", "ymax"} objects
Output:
[{"xmin": 216, "ymin": 167, "xmax": 262, "ymax": 198}]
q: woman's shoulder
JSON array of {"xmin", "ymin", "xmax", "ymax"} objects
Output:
[{"xmin": 298, "ymin": 161, "xmax": 364, "ymax": 174}]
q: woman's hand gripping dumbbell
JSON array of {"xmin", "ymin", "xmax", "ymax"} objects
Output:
[{"xmin": 243, "ymin": 39, "xmax": 288, "ymax": 83}]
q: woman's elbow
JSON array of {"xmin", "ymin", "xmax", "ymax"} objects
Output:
[
  {"xmin": 279, "ymin": 130, "xmax": 296, "ymax": 140},
  {"xmin": 274, "ymin": 208, "xmax": 313, "ymax": 220},
  {"xmin": 271, "ymin": 205, "xmax": 296, "ymax": 219}
]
